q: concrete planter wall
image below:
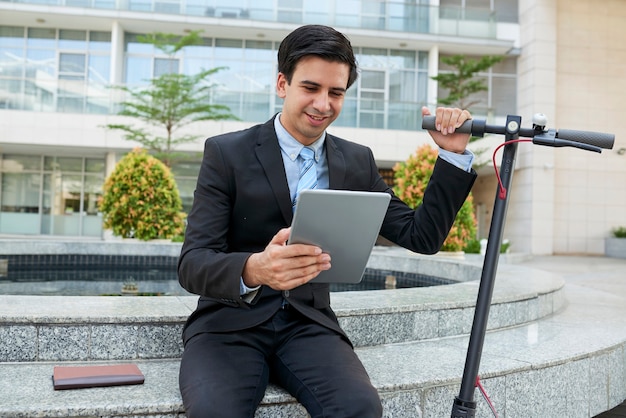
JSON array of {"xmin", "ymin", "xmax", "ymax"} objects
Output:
[{"xmin": 606, "ymin": 237, "xmax": 626, "ymax": 259}]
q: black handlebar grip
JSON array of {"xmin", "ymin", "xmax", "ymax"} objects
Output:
[
  {"xmin": 422, "ymin": 115, "xmax": 473, "ymax": 134},
  {"xmin": 556, "ymin": 129, "xmax": 614, "ymax": 150}
]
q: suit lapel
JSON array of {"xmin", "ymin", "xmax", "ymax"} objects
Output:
[
  {"xmin": 253, "ymin": 121, "xmax": 349, "ymax": 224},
  {"xmin": 255, "ymin": 118, "xmax": 293, "ymax": 224},
  {"xmin": 326, "ymin": 134, "xmax": 346, "ymax": 189}
]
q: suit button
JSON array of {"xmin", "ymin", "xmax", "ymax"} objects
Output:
[{"xmin": 284, "ymin": 290, "xmax": 290, "ymax": 298}]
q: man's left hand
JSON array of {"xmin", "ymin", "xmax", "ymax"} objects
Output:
[{"xmin": 422, "ymin": 106, "xmax": 472, "ymax": 154}]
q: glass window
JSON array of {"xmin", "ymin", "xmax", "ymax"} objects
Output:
[
  {"xmin": 0, "ymin": 173, "xmax": 41, "ymax": 235},
  {"xmin": 185, "ymin": 0, "xmax": 208, "ymax": 16},
  {"xmin": 85, "ymin": 158, "xmax": 105, "ymax": 173},
  {"xmin": 278, "ymin": 0, "xmax": 302, "ymax": 7},
  {"xmin": 389, "ymin": 49, "xmax": 416, "ymax": 69},
  {"xmin": 0, "ymin": 26, "xmax": 25, "ymax": 47},
  {"xmin": 389, "ymin": 70, "xmax": 416, "ymax": 102},
  {"xmin": 359, "ymin": 47, "xmax": 388, "ymax": 68},
  {"xmin": 171, "ymin": 160, "xmax": 201, "ymax": 177},
  {"xmin": 154, "ymin": 57, "xmax": 179, "ymax": 76},
  {"xmin": 417, "ymin": 71, "xmax": 428, "ymax": 103},
  {"xmin": 44, "ymin": 157, "xmax": 83, "ymax": 173},
  {"xmin": 213, "ymin": 60, "xmax": 243, "ymax": 90},
  {"xmin": 0, "ymin": 173, "xmax": 40, "ymax": 213},
  {"xmin": 175, "ymin": 177, "xmax": 197, "ymax": 214},
  {"xmin": 360, "ymin": 91, "xmax": 385, "ymax": 111},
  {"xmin": 59, "ymin": 29, "xmax": 87, "ymax": 50},
  {"xmin": 94, "ymin": 0, "xmax": 116, "ymax": 9},
  {"xmin": 184, "ymin": 37, "xmax": 213, "ymax": 54},
  {"xmin": 359, "ymin": 112, "xmax": 384, "ymax": 129},
  {"xmin": 82, "ymin": 173, "xmax": 103, "ymax": 237},
  {"xmin": 129, "ymin": 0, "xmax": 152, "ymax": 12},
  {"xmin": 57, "ymin": 96, "xmax": 85, "ymax": 113},
  {"xmin": 360, "ymin": 69, "xmax": 385, "ymax": 90},
  {"xmin": 243, "ymin": 40, "xmax": 273, "ymax": 61},
  {"xmin": 60, "ymin": 174, "xmax": 82, "ymax": 213},
  {"xmin": 2, "ymin": 154, "xmax": 41, "ymax": 171},
  {"xmin": 88, "ymin": 55, "xmax": 110, "ymax": 84},
  {"xmin": 303, "ymin": 0, "xmax": 330, "ymax": 23},
  {"xmin": 56, "ymin": 157, "xmax": 83, "ymax": 172},
  {"xmin": 418, "ymin": 51, "xmax": 429, "ymax": 70},
  {"xmin": 125, "ymin": 56, "xmax": 152, "ymax": 85},
  {"xmin": 125, "ymin": 33, "xmax": 154, "ymax": 54},
  {"xmin": 27, "ymin": 28, "xmax": 56, "ymax": 48},
  {"xmin": 215, "ymin": 38, "xmax": 244, "ymax": 59},
  {"xmin": 83, "ymin": 174, "xmax": 103, "ymax": 215},
  {"xmin": 184, "ymin": 57, "xmax": 214, "ymax": 76},
  {"xmin": 334, "ymin": 96, "xmax": 357, "ymax": 127},
  {"xmin": 89, "ymin": 31, "xmax": 112, "ymax": 51},
  {"xmin": 26, "ymin": 49, "xmax": 56, "ymax": 77},
  {"xmin": 59, "ymin": 53, "xmax": 86, "ymax": 75},
  {"xmin": 466, "ymin": 0, "xmax": 490, "ymax": 7},
  {"xmin": 241, "ymin": 61, "xmax": 273, "ymax": 92},
  {"xmin": 495, "ymin": 0, "xmax": 518, "ymax": 22}
]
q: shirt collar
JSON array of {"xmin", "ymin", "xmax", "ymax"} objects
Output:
[{"xmin": 274, "ymin": 113, "xmax": 325, "ymax": 162}]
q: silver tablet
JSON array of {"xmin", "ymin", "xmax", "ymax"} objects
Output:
[{"xmin": 288, "ymin": 189, "xmax": 391, "ymax": 283}]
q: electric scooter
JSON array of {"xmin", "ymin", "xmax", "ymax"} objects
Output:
[{"xmin": 422, "ymin": 113, "xmax": 615, "ymax": 418}]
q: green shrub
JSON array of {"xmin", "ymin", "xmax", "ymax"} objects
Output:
[
  {"xmin": 393, "ymin": 144, "xmax": 477, "ymax": 252},
  {"xmin": 613, "ymin": 227, "xmax": 626, "ymax": 238},
  {"xmin": 99, "ymin": 148, "xmax": 186, "ymax": 240},
  {"xmin": 464, "ymin": 238, "xmax": 481, "ymax": 254}
]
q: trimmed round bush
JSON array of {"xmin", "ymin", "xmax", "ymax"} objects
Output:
[{"xmin": 99, "ymin": 148, "xmax": 186, "ymax": 240}]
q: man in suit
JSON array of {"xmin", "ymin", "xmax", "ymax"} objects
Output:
[{"xmin": 178, "ymin": 24, "xmax": 476, "ymax": 418}]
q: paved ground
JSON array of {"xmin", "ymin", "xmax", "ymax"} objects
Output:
[{"xmin": 516, "ymin": 255, "xmax": 626, "ymax": 418}]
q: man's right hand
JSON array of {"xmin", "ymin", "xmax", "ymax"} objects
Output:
[{"xmin": 242, "ymin": 228, "xmax": 331, "ymax": 291}]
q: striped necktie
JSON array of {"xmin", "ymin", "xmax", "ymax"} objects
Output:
[{"xmin": 293, "ymin": 146, "xmax": 318, "ymax": 211}]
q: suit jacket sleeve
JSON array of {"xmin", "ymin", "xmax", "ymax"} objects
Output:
[
  {"xmin": 326, "ymin": 135, "xmax": 476, "ymax": 254},
  {"xmin": 379, "ymin": 156, "xmax": 477, "ymax": 253},
  {"xmin": 177, "ymin": 135, "xmax": 253, "ymax": 306}
]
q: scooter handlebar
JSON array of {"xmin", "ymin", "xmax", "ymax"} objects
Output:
[
  {"xmin": 421, "ymin": 115, "xmax": 614, "ymax": 150},
  {"xmin": 555, "ymin": 129, "xmax": 614, "ymax": 150}
]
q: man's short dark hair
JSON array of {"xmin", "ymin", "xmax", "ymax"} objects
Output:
[{"xmin": 278, "ymin": 25, "xmax": 358, "ymax": 89}]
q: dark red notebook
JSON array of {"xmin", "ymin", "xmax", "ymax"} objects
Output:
[{"xmin": 52, "ymin": 364, "xmax": 145, "ymax": 390}]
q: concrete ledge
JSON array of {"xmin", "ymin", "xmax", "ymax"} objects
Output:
[
  {"xmin": 3, "ymin": 280, "xmax": 626, "ymax": 418},
  {"xmin": 6, "ymin": 244, "xmax": 622, "ymax": 417},
  {"xmin": 0, "ymin": 258, "xmax": 564, "ymax": 361},
  {"xmin": 0, "ymin": 239, "xmax": 183, "ymax": 257}
]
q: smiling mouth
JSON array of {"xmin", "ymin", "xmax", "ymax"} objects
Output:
[{"xmin": 307, "ymin": 113, "xmax": 328, "ymax": 121}]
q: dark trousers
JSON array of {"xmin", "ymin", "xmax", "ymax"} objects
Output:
[{"xmin": 179, "ymin": 307, "xmax": 382, "ymax": 418}]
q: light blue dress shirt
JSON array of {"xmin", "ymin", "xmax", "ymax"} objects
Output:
[{"xmin": 274, "ymin": 114, "xmax": 330, "ymax": 206}]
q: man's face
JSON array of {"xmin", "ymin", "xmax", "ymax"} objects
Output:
[{"xmin": 276, "ymin": 56, "xmax": 350, "ymax": 146}]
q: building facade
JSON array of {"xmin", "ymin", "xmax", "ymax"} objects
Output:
[{"xmin": 0, "ymin": 0, "xmax": 623, "ymax": 255}]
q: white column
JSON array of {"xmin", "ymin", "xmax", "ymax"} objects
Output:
[
  {"xmin": 110, "ymin": 21, "xmax": 124, "ymax": 85},
  {"xmin": 105, "ymin": 151, "xmax": 118, "ymax": 177},
  {"xmin": 506, "ymin": 0, "xmax": 557, "ymax": 255},
  {"xmin": 427, "ymin": 45, "xmax": 439, "ymax": 109}
]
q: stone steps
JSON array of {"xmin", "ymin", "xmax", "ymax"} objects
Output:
[
  {"xmin": 0, "ymin": 254, "xmax": 564, "ymax": 363},
  {"xmin": 3, "ymin": 283, "xmax": 626, "ymax": 418},
  {"xmin": 2, "ymin": 252, "xmax": 626, "ymax": 417}
]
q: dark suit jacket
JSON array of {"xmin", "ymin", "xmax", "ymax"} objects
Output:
[{"xmin": 178, "ymin": 116, "xmax": 476, "ymax": 344}]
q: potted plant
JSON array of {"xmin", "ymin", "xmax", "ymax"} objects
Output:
[
  {"xmin": 99, "ymin": 148, "xmax": 186, "ymax": 241},
  {"xmin": 393, "ymin": 144, "xmax": 477, "ymax": 256},
  {"xmin": 606, "ymin": 226, "xmax": 626, "ymax": 259}
]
